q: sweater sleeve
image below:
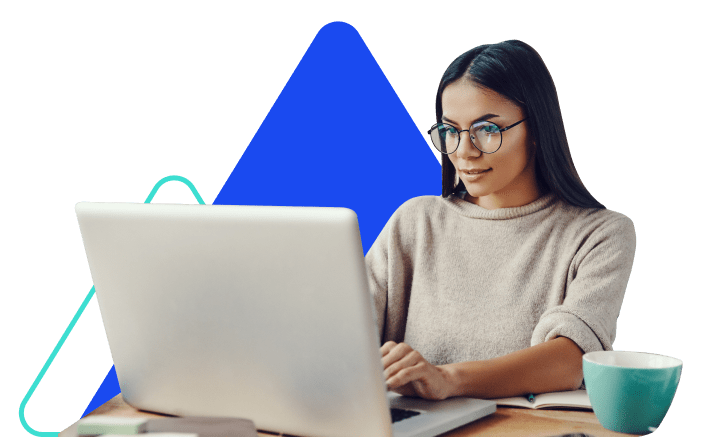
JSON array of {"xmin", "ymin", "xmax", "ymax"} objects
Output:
[
  {"xmin": 365, "ymin": 202, "xmax": 417, "ymax": 346},
  {"xmin": 531, "ymin": 214, "xmax": 637, "ymax": 354},
  {"xmin": 365, "ymin": 219, "xmax": 391, "ymax": 342}
]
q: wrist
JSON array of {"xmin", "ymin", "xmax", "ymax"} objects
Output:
[{"xmin": 438, "ymin": 364, "xmax": 461, "ymax": 399}]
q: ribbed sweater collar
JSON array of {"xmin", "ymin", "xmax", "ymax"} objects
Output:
[{"xmin": 445, "ymin": 192, "xmax": 557, "ymax": 220}]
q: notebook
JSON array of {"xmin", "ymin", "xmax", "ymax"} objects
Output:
[
  {"xmin": 76, "ymin": 202, "xmax": 496, "ymax": 437},
  {"xmin": 494, "ymin": 389, "xmax": 592, "ymax": 410}
]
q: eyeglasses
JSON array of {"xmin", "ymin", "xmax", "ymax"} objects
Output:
[{"xmin": 427, "ymin": 118, "xmax": 529, "ymax": 154}]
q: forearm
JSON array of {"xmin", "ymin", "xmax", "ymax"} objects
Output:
[{"xmin": 440, "ymin": 336, "xmax": 585, "ymax": 399}]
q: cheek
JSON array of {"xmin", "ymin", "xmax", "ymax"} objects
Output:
[
  {"xmin": 500, "ymin": 150, "xmax": 524, "ymax": 170},
  {"xmin": 495, "ymin": 146, "xmax": 532, "ymax": 183},
  {"xmin": 448, "ymin": 154, "xmax": 458, "ymax": 170},
  {"xmin": 447, "ymin": 154, "xmax": 462, "ymax": 175}
]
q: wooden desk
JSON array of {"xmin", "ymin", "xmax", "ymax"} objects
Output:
[{"xmin": 59, "ymin": 394, "xmax": 639, "ymax": 437}]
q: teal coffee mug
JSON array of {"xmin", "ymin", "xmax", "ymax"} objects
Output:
[{"xmin": 583, "ymin": 351, "xmax": 682, "ymax": 435}]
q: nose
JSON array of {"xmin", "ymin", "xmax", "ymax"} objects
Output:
[{"xmin": 455, "ymin": 130, "xmax": 482, "ymax": 159}]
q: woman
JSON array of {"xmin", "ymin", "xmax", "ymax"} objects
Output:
[{"xmin": 365, "ymin": 40, "xmax": 636, "ymax": 401}]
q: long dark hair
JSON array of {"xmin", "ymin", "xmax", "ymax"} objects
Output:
[{"xmin": 437, "ymin": 40, "xmax": 604, "ymax": 209}]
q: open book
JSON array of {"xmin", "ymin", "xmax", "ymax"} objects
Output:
[{"xmin": 492, "ymin": 389, "xmax": 592, "ymax": 410}]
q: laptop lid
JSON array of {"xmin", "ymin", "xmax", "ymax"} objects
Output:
[{"xmin": 76, "ymin": 202, "xmax": 494, "ymax": 437}]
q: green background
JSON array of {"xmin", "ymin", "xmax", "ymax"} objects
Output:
[{"xmin": 0, "ymin": 1, "xmax": 704, "ymax": 436}]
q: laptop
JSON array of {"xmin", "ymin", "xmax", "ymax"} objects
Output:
[{"xmin": 76, "ymin": 202, "xmax": 496, "ymax": 437}]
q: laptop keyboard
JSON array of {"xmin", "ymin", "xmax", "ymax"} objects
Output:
[{"xmin": 390, "ymin": 407, "xmax": 421, "ymax": 423}]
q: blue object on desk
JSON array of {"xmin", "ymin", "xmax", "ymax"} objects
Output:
[{"xmin": 526, "ymin": 393, "xmax": 535, "ymax": 403}]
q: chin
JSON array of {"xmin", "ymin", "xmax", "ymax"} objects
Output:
[
  {"xmin": 462, "ymin": 183, "xmax": 493, "ymax": 199},
  {"xmin": 465, "ymin": 192, "xmax": 491, "ymax": 201}
]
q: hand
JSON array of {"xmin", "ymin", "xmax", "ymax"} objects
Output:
[{"xmin": 380, "ymin": 341, "xmax": 455, "ymax": 401}]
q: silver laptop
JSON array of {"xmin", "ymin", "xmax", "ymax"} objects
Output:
[{"xmin": 76, "ymin": 202, "xmax": 495, "ymax": 437}]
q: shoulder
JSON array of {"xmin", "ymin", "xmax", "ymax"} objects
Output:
[
  {"xmin": 373, "ymin": 195, "xmax": 452, "ymax": 245},
  {"xmin": 387, "ymin": 195, "xmax": 449, "ymax": 223},
  {"xmin": 396, "ymin": 195, "xmax": 446, "ymax": 212},
  {"xmin": 553, "ymin": 199, "xmax": 636, "ymax": 256},
  {"xmin": 366, "ymin": 196, "xmax": 445, "ymax": 261},
  {"xmin": 556, "ymin": 200, "xmax": 635, "ymax": 236}
]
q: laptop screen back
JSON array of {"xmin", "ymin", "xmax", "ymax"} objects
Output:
[{"xmin": 76, "ymin": 202, "xmax": 393, "ymax": 437}]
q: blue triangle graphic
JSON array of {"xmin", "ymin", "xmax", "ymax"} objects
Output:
[
  {"xmin": 81, "ymin": 365, "xmax": 118, "ymax": 417},
  {"xmin": 213, "ymin": 21, "xmax": 439, "ymax": 253},
  {"xmin": 84, "ymin": 21, "xmax": 439, "ymax": 418}
]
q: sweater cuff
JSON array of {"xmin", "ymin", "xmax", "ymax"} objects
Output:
[{"xmin": 531, "ymin": 311, "xmax": 608, "ymax": 355}]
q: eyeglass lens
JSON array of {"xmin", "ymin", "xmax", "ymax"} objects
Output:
[{"xmin": 430, "ymin": 122, "xmax": 502, "ymax": 154}]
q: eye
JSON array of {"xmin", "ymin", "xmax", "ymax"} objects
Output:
[
  {"xmin": 438, "ymin": 124, "xmax": 458, "ymax": 138},
  {"xmin": 479, "ymin": 124, "xmax": 501, "ymax": 134}
]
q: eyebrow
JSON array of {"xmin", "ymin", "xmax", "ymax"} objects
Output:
[{"xmin": 442, "ymin": 113, "xmax": 500, "ymax": 126}]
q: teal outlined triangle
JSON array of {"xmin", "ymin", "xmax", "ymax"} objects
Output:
[{"xmin": 20, "ymin": 176, "xmax": 206, "ymax": 436}]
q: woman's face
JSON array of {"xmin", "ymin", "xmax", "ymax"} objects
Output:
[{"xmin": 441, "ymin": 79, "xmax": 542, "ymax": 210}]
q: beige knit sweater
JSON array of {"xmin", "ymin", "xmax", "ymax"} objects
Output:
[{"xmin": 365, "ymin": 193, "xmax": 636, "ymax": 365}]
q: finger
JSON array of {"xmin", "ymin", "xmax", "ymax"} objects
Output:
[
  {"xmin": 381, "ymin": 341, "xmax": 404, "ymax": 363},
  {"xmin": 384, "ymin": 349, "xmax": 422, "ymax": 380},
  {"xmin": 380, "ymin": 341, "xmax": 397, "ymax": 357},
  {"xmin": 386, "ymin": 361, "xmax": 428, "ymax": 390},
  {"xmin": 381, "ymin": 342, "xmax": 414, "ymax": 369}
]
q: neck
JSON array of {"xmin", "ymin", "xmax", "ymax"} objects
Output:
[{"xmin": 465, "ymin": 188, "xmax": 544, "ymax": 210}]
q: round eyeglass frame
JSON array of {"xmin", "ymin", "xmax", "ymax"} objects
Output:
[{"xmin": 427, "ymin": 117, "xmax": 529, "ymax": 155}]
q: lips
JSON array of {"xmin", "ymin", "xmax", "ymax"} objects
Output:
[{"xmin": 461, "ymin": 168, "xmax": 491, "ymax": 174}]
